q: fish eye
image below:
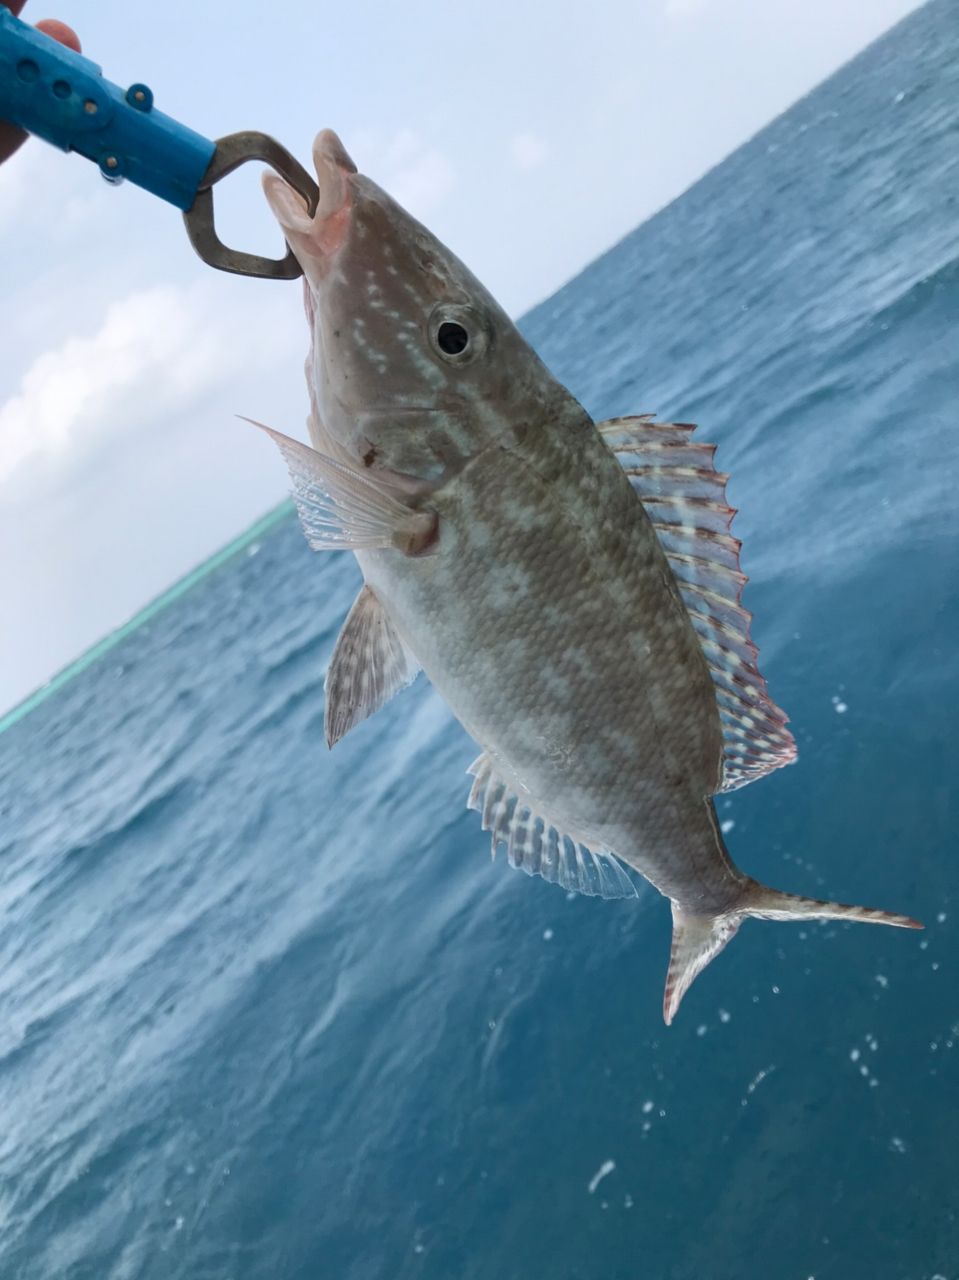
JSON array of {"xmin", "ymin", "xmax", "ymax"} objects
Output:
[
  {"xmin": 428, "ymin": 304, "xmax": 489, "ymax": 365},
  {"xmin": 437, "ymin": 321, "xmax": 469, "ymax": 355}
]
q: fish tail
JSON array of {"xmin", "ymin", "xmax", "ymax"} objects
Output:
[{"xmin": 663, "ymin": 880, "xmax": 922, "ymax": 1025}]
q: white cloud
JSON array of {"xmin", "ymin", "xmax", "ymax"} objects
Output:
[
  {"xmin": 509, "ymin": 132, "xmax": 550, "ymax": 171},
  {"xmin": 0, "ymin": 140, "xmax": 111, "ymax": 241},
  {"xmin": 0, "ymin": 274, "xmax": 307, "ymax": 712},
  {"xmin": 0, "ymin": 282, "xmax": 295, "ymax": 494}
]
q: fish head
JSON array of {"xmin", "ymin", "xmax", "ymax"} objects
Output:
[{"xmin": 263, "ymin": 129, "xmax": 574, "ymax": 488}]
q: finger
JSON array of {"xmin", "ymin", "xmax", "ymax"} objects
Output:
[
  {"xmin": 0, "ymin": 1, "xmax": 27, "ymax": 159},
  {"xmin": 0, "ymin": 120, "xmax": 28, "ymax": 162},
  {"xmin": 0, "ymin": 15, "xmax": 83, "ymax": 161},
  {"xmin": 35, "ymin": 18, "xmax": 81, "ymax": 52}
]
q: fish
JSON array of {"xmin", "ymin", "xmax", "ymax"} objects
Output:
[{"xmin": 251, "ymin": 128, "xmax": 921, "ymax": 1024}]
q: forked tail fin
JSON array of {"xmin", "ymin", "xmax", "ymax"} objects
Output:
[{"xmin": 663, "ymin": 880, "xmax": 922, "ymax": 1025}]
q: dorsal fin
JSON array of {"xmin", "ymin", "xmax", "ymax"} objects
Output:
[
  {"xmin": 466, "ymin": 754, "xmax": 637, "ymax": 899},
  {"xmin": 597, "ymin": 415, "xmax": 797, "ymax": 792}
]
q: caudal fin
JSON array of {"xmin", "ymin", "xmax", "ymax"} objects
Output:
[{"xmin": 663, "ymin": 880, "xmax": 922, "ymax": 1025}]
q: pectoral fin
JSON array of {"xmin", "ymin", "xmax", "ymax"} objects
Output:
[
  {"xmin": 325, "ymin": 585, "xmax": 421, "ymax": 747},
  {"xmin": 244, "ymin": 418, "xmax": 437, "ymax": 555}
]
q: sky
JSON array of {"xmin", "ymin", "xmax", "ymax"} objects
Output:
[{"xmin": 0, "ymin": 0, "xmax": 923, "ymax": 712}]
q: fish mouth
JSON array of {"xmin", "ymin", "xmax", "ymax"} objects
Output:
[
  {"xmin": 312, "ymin": 129, "xmax": 357, "ymax": 226},
  {"xmin": 302, "ymin": 129, "xmax": 356, "ymax": 264},
  {"xmin": 262, "ymin": 129, "xmax": 357, "ymax": 277}
]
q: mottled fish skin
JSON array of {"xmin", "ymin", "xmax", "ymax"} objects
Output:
[
  {"xmin": 359, "ymin": 409, "xmax": 741, "ymax": 911},
  {"xmin": 256, "ymin": 130, "xmax": 921, "ymax": 1024}
]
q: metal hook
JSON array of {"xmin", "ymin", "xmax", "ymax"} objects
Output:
[{"xmin": 183, "ymin": 131, "xmax": 319, "ymax": 280}]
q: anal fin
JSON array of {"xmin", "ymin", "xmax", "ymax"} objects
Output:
[
  {"xmin": 466, "ymin": 753, "xmax": 637, "ymax": 899},
  {"xmin": 325, "ymin": 584, "xmax": 421, "ymax": 747}
]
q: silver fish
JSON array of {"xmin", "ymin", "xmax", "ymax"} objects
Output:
[{"xmin": 252, "ymin": 129, "xmax": 921, "ymax": 1024}]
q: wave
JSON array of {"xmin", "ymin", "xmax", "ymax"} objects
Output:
[{"xmin": 866, "ymin": 250, "xmax": 959, "ymax": 330}]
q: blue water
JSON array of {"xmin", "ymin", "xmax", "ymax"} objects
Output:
[{"xmin": 2, "ymin": 3, "xmax": 957, "ymax": 1276}]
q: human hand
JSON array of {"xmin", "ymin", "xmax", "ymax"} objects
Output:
[{"xmin": 0, "ymin": 1, "xmax": 81, "ymax": 163}]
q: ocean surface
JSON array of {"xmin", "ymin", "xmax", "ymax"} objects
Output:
[{"xmin": 2, "ymin": 3, "xmax": 957, "ymax": 1276}]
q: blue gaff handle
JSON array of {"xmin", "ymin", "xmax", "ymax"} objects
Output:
[{"xmin": 0, "ymin": 8, "xmax": 215, "ymax": 211}]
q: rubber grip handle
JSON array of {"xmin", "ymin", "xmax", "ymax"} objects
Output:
[{"xmin": 0, "ymin": 8, "xmax": 215, "ymax": 210}]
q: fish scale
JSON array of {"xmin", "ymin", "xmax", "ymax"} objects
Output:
[{"xmin": 251, "ymin": 127, "xmax": 921, "ymax": 1024}]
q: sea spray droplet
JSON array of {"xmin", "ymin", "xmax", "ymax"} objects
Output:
[{"xmin": 587, "ymin": 1160, "xmax": 615, "ymax": 1194}]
